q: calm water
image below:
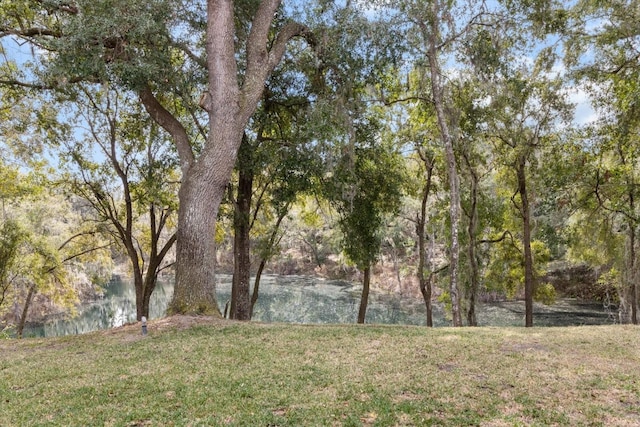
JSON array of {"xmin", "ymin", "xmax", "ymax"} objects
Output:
[{"xmin": 24, "ymin": 275, "xmax": 615, "ymax": 337}]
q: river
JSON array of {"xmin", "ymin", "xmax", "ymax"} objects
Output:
[{"xmin": 23, "ymin": 274, "xmax": 616, "ymax": 337}]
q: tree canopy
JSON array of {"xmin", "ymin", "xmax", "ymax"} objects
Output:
[{"xmin": 2, "ymin": 0, "xmax": 640, "ymax": 330}]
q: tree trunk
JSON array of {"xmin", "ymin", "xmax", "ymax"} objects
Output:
[
  {"xmin": 622, "ymin": 216, "xmax": 638, "ymax": 324},
  {"xmin": 426, "ymin": 13, "xmax": 463, "ymax": 327},
  {"xmin": 141, "ymin": 269, "xmax": 159, "ymax": 320},
  {"xmin": 418, "ymin": 272, "xmax": 433, "ymax": 327},
  {"xmin": 632, "ymin": 230, "xmax": 638, "ymax": 325},
  {"xmin": 417, "ymin": 151, "xmax": 434, "ymax": 326},
  {"xmin": 231, "ymin": 138, "xmax": 253, "ymax": 320},
  {"xmin": 16, "ymin": 283, "xmax": 37, "ymax": 339},
  {"xmin": 466, "ymin": 168, "xmax": 479, "ymax": 326},
  {"xmin": 417, "ymin": 217, "xmax": 433, "ymax": 327},
  {"xmin": 250, "ymin": 258, "xmax": 266, "ymax": 319},
  {"xmin": 146, "ymin": 1, "xmax": 309, "ymax": 315},
  {"xmin": 169, "ymin": 158, "xmax": 232, "ymax": 316},
  {"xmin": 357, "ymin": 266, "xmax": 371, "ymax": 324},
  {"xmin": 134, "ymin": 273, "xmax": 146, "ymax": 320},
  {"xmin": 517, "ymin": 156, "xmax": 535, "ymax": 327},
  {"xmin": 250, "ymin": 209, "xmax": 287, "ymax": 319},
  {"xmin": 629, "ymin": 188, "xmax": 638, "ymax": 324}
]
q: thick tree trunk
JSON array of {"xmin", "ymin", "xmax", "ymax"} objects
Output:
[
  {"xmin": 357, "ymin": 266, "xmax": 371, "ymax": 324},
  {"xmin": 517, "ymin": 157, "xmax": 535, "ymax": 327},
  {"xmin": 146, "ymin": 1, "xmax": 308, "ymax": 315},
  {"xmin": 168, "ymin": 1, "xmax": 244, "ymax": 316},
  {"xmin": 140, "ymin": 270, "xmax": 160, "ymax": 320},
  {"xmin": 134, "ymin": 274, "xmax": 146, "ymax": 320},
  {"xmin": 231, "ymin": 139, "xmax": 253, "ymax": 320},
  {"xmin": 169, "ymin": 159, "xmax": 232, "ymax": 316}
]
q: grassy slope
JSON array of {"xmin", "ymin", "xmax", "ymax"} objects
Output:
[{"xmin": 1, "ymin": 317, "xmax": 639, "ymax": 426}]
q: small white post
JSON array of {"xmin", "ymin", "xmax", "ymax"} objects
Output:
[{"xmin": 141, "ymin": 316, "xmax": 147, "ymax": 335}]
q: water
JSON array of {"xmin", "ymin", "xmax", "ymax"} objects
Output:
[{"xmin": 23, "ymin": 275, "xmax": 615, "ymax": 337}]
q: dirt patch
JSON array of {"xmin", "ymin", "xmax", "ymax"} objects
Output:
[
  {"xmin": 148, "ymin": 314, "xmax": 231, "ymax": 331},
  {"xmin": 96, "ymin": 315, "xmax": 236, "ymax": 342}
]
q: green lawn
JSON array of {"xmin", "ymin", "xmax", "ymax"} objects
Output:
[{"xmin": 1, "ymin": 317, "xmax": 639, "ymax": 426}]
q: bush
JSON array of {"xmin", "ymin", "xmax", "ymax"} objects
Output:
[{"xmin": 534, "ymin": 282, "xmax": 557, "ymax": 305}]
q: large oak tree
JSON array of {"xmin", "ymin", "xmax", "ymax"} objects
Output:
[{"xmin": 1, "ymin": 0, "xmax": 314, "ymax": 315}]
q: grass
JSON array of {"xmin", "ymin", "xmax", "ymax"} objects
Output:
[{"xmin": 1, "ymin": 317, "xmax": 639, "ymax": 426}]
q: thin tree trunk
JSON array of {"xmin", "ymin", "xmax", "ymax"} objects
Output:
[
  {"xmin": 517, "ymin": 156, "xmax": 535, "ymax": 327},
  {"xmin": 624, "ymin": 217, "xmax": 637, "ymax": 324},
  {"xmin": 357, "ymin": 266, "xmax": 371, "ymax": 324},
  {"xmin": 250, "ymin": 209, "xmax": 287, "ymax": 319},
  {"xmin": 629, "ymin": 188, "xmax": 638, "ymax": 324},
  {"xmin": 466, "ymin": 165, "xmax": 479, "ymax": 326},
  {"xmin": 17, "ymin": 283, "xmax": 37, "ymax": 339},
  {"xmin": 632, "ymin": 230, "xmax": 638, "ymax": 325},
  {"xmin": 426, "ymin": 12, "xmax": 463, "ymax": 326},
  {"xmin": 417, "ymin": 214, "xmax": 432, "ymax": 326},
  {"xmin": 417, "ymin": 150, "xmax": 434, "ymax": 326},
  {"xmin": 419, "ymin": 278, "xmax": 433, "ymax": 326},
  {"xmin": 231, "ymin": 137, "xmax": 253, "ymax": 320},
  {"xmin": 250, "ymin": 259, "xmax": 266, "ymax": 319}
]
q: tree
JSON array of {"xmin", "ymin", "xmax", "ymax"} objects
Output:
[
  {"xmin": 487, "ymin": 71, "xmax": 571, "ymax": 326},
  {"xmin": 0, "ymin": 78, "xmax": 112, "ymax": 337},
  {"xmin": 327, "ymin": 116, "xmax": 404, "ymax": 324},
  {"xmin": 60, "ymin": 86, "xmax": 178, "ymax": 321},
  {"xmin": 227, "ymin": 61, "xmax": 324, "ymax": 320},
  {"xmin": 0, "ymin": 219, "xmax": 22, "ymax": 323},
  {"xmin": 455, "ymin": 78, "xmax": 493, "ymax": 326},
  {"xmin": 390, "ymin": 0, "xmax": 491, "ymax": 326},
  {"xmin": 565, "ymin": 0, "xmax": 640, "ymax": 324},
  {"xmin": 1, "ymin": 0, "xmax": 315, "ymax": 315},
  {"xmin": 0, "ymin": 173, "xmax": 112, "ymax": 338},
  {"xmin": 391, "ymin": 67, "xmax": 443, "ymax": 327}
]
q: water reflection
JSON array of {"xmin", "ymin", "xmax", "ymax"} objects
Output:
[{"xmin": 23, "ymin": 274, "xmax": 615, "ymax": 337}]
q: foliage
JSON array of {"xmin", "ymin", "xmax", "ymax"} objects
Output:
[
  {"xmin": 4, "ymin": 0, "xmax": 640, "ymax": 325},
  {"xmin": 56, "ymin": 84, "xmax": 178, "ymax": 319},
  {"xmin": 327, "ymin": 124, "xmax": 405, "ymax": 271},
  {"xmin": 483, "ymin": 237, "xmax": 552, "ymax": 301},
  {"xmin": 0, "ymin": 153, "xmax": 112, "ymax": 332},
  {"xmin": 0, "ymin": 190, "xmax": 112, "ymax": 331},
  {"xmin": 533, "ymin": 282, "xmax": 557, "ymax": 306}
]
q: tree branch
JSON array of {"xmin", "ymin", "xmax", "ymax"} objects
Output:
[
  {"xmin": 246, "ymin": 0, "xmax": 282, "ymax": 69},
  {"xmin": 242, "ymin": 16, "xmax": 313, "ymax": 122},
  {"xmin": 479, "ymin": 230, "xmax": 514, "ymax": 245},
  {"xmin": 0, "ymin": 27, "xmax": 62, "ymax": 38},
  {"xmin": 170, "ymin": 40, "xmax": 207, "ymax": 69},
  {"xmin": 139, "ymin": 86, "xmax": 194, "ymax": 175},
  {"xmin": 0, "ymin": 79, "xmax": 46, "ymax": 89},
  {"xmin": 59, "ymin": 243, "xmax": 112, "ymax": 266},
  {"xmin": 57, "ymin": 231, "xmax": 101, "ymax": 251}
]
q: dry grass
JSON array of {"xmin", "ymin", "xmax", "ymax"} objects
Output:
[{"xmin": 1, "ymin": 317, "xmax": 639, "ymax": 426}]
